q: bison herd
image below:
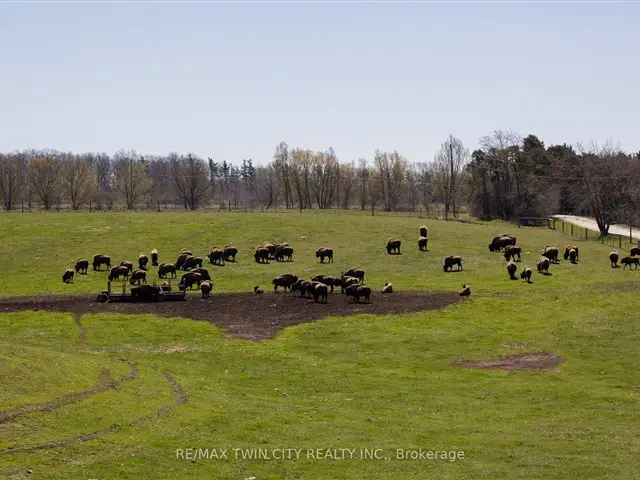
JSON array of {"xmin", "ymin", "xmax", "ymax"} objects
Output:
[{"xmin": 270, "ymin": 269, "xmax": 372, "ymax": 304}]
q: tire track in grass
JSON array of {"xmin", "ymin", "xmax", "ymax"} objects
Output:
[{"xmin": 0, "ymin": 370, "xmax": 188, "ymax": 455}]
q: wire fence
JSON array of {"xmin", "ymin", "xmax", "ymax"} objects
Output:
[{"xmin": 548, "ymin": 217, "xmax": 638, "ymax": 250}]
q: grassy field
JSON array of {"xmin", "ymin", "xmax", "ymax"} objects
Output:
[{"xmin": 0, "ymin": 211, "xmax": 639, "ymax": 479}]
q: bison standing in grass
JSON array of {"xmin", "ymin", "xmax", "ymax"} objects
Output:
[
  {"xmin": 191, "ymin": 267, "xmax": 211, "ymax": 281},
  {"xmin": 75, "ymin": 259, "xmax": 89, "ymax": 275},
  {"xmin": 138, "ymin": 255, "xmax": 149, "ymax": 270},
  {"xmin": 312, "ymin": 283, "xmax": 329, "ymax": 303},
  {"xmin": 542, "ymin": 246, "xmax": 560, "ymax": 264},
  {"xmin": 506, "ymin": 261, "xmax": 517, "ymax": 280},
  {"xmin": 344, "ymin": 268, "xmax": 365, "ymax": 283},
  {"xmin": 179, "ymin": 272, "xmax": 203, "ymax": 290},
  {"xmin": 208, "ymin": 248, "xmax": 225, "ymax": 266},
  {"xmin": 443, "ymin": 256, "xmax": 463, "ymax": 272},
  {"xmin": 621, "ymin": 256, "xmax": 640, "ymax": 270},
  {"xmin": 158, "ymin": 263, "xmax": 177, "ymax": 278},
  {"xmin": 223, "ymin": 246, "xmax": 238, "ymax": 262},
  {"xmin": 340, "ymin": 275, "xmax": 360, "ymax": 293},
  {"xmin": 610, "ymin": 251, "xmax": 620, "ymax": 268},
  {"xmin": 254, "ymin": 247, "xmax": 270, "ymax": 264},
  {"xmin": 109, "ymin": 265, "xmax": 130, "ymax": 281},
  {"xmin": 151, "ymin": 249, "xmax": 159, "ymax": 266},
  {"xmin": 311, "ymin": 275, "xmax": 341, "ymax": 293},
  {"xmin": 521, "ymin": 267, "xmax": 533, "ymax": 283},
  {"xmin": 120, "ymin": 261, "xmax": 134, "ymax": 273},
  {"xmin": 503, "ymin": 245, "xmax": 521, "ymax": 262},
  {"xmin": 92, "ymin": 254, "xmax": 111, "ymax": 271},
  {"xmin": 129, "ymin": 270, "xmax": 147, "ymax": 285},
  {"xmin": 419, "ymin": 225, "xmax": 428, "ymax": 238},
  {"xmin": 386, "ymin": 239, "xmax": 402, "ymax": 255},
  {"xmin": 418, "ymin": 237, "xmax": 428, "ymax": 252},
  {"xmin": 272, "ymin": 274, "xmax": 298, "ymax": 292},
  {"xmin": 200, "ymin": 280, "xmax": 213, "ymax": 298},
  {"xmin": 275, "ymin": 245, "xmax": 294, "ymax": 262},
  {"xmin": 537, "ymin": 257, "xmax": 550, "ymax": 274},
  {"xmin": 316, "ymin": 247, "xmax": 334, "ymax": 263},
  {"xmin": 183, "ymin": 256, "xmax": 203, "ymax": 270},
  {"xmin": 175, "ymin": 252, "xmax": 191, "ymax": 270},
  {"xmin": 489, "ymin": 235, "xmax": 516, "ymax": 252},
  {"xmin": 630, "ymin": 247, "xmax": 640, "ymax": 257},
  {"xmin": 345, "ymin": 284, "xmax": 371, "ymax": 303},
  {"xmin": 62, "ymin": 269, "xmax": 74, "ymax": 284}
]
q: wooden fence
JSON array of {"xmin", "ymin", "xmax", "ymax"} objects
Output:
[{"xmin": 548, "ymin": 217, "xmax": 638, "ymax": 250}]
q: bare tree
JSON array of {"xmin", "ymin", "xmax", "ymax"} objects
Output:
[
  {"xmin": 0, "ymin": 153, "xmax": 27, "ymax": 210},
  {"xmin": 61, "ymin": 154, "xmax": 95, "ymax": 210},
  {"xmin": 433, "ymin": 135, "xmax": 468, "ymax": 219},
  {"xmin": 29, "ymin": 154, "xmax": 61, "ymax": 210},
  {"xmin": 113, "ymin": 150, "xmax": 149, "ymax": 209},
  {"xmin": 170, "ymin": 154, "xmax": 210, "ymax": 210}
]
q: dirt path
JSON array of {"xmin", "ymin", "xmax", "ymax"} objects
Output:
[
  {"xmin": 552, "ymin": 214, "xmax": 640, "ymax": 241},
  {"xmin": 0, "ymin": 291, "xmax": 460, "ymax": 340}
]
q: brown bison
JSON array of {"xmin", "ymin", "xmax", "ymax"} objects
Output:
[
  {"xmin": 223, "ymin": 246, "xmax": 238, "ymax": 262},
  {"xmin": 542, "ymin": 246, "xmax": 560, "ymax": 264},
  {"xmin": 158, "ymin": 263, "xmax": 177, "ymax": 278},
  {"xmin": 568, "ymin": 248, "xmax": 578, "ymax": 264},
  {"xmin": 191, "ymin": 267, "xmax": 211, "ymax": 281},
  {"xmin": 340, "ymin": 275, "xmax": 360, "ymax": 293},
  {"xmin": 175, "ymin": 252, "xmax": 191, "ymax": 270},
  {"xmin": 316, "ymin": 247, "xmax": 334, "ymax": 263},
  {"xmin": 520, "ymin": 267, "xmax": 533, "ymax": 283},
  {"xmin": 200, "ymin": 280, "xmax": 213, "ymax": 298},
  {"xmin": 208, "ymin": 248, "xmax": 225, "ymax": 266},
  {"xmin": 418, "ymin": 237, "xmax": 428, "ymax": 252},
  {"xmin": 489, "ymin": 235, "xmax": 516, "ymax": 252},
  {"xmin": 254, "ymin": 286, "xmax": 264, "ymax": 295},
  {"xmin": 631, "ymin": 247, "xmax": 640, "ymax": 257},
  {"xmin": 120, "ymin": 260, "xmax": 134, "ymax": 273},
  {"xmin": 344, "ymin": 268, "xmax": 365, "ymax": 283},
  {"xmin": 179, "ymin": 271, "xmax": 203, "ymax": 290},
  {"xmin": 254, "ymin": 247, "xmax": 270, "ymax": 264},
  {"xmin": 109, "ymin": 265, "xmax": 130, "ymax": 281},
  {"xmin": 506, "ymin": 261, "xmax": 517, "ymax": 280},
  {"xmin": 459, "ymin": 284, "xmax": 471, "ymax": 297},
  {"xmin": 345, "ymin": 284, "xmax": 371, "ymax": 303},
  {"xmin": 443, "ymin": 256, "xmax": 463, "ymax": 272},
  {"xmin": 62, "ymin": 269, "xmax": 74, "ymax": 284},
  {"xmin": 151, "ymin": 249, "xmax": 159, "ymax": 266},
  {"xmin": 537, "ymin": 257, "xmax": 550, "ymax": 274},
  {"xmin": 419, "ymin": 225, "xmax": 428, "ymax": 238},
  {"xmin": 610, "ymin": 251, "xmax": 619, "ymax": 268},
  {"xmin": 312, "ymin": 283, "xmax": 329, "ymax": 303},
  {"xmin": 129, "ymin": 269, "xmax": 147, "ymax": 285},
  {"xmin": 386, "ymin": 239, "xmax": 402, "ymax": 255},
  {"xmin": 272, "ymin": 274, "xmax": 298, "ymax": 292},
  {"xmin": 92, "ymin": 254, "xmax": 111, "ymax": 271},
  {"xmin": 138, "ymin": 255, "xmax": 149, "ymax": 270},
  {"xmin": 503, "ymin": 245, "xmax": 522, "ymax": 262},
  {"xmin": 311, "ymin": 275, "xmax": 341, "ymax": 293},
  {"xmin": 621, "ymin": 256, "xmax": 640, "ymax": 270},
  {"xmin": 183, "ymin": 256, "xmax": 203, "ymax": 270},
  {"xmin": 75, "ymin": 259, "xmax": 89, "ymax": 274},
  {"xmin": 275, "ymin": 245, "xmax": 294, "ymax": 262}
]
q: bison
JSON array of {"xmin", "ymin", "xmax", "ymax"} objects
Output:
[
  {"xmin": 272, "ymin": 274, "xmax": 298, "ymax": 292},
  {"xmin": 542, "ymin": 246, "xmax": 560, "ymax": 264},
  {"xmin": 340, "ymin": 275, "xmax": 361, "ymax": 293},
  {"xmin": 138, "ymin": 255, "xmax": 149, "ymax": 270},
  {"xmin": 564, "ymin": 245, "xmax": 579, "ymax": 263},
  {"xmin": 506, "ymin": 261, "xmax": 517, "ymax": 280},
  {"xmin": 520, "ymin": 267, "xmax": 533, "ymax": 283},
  {"xmin": 62, "ymin": 269, "xmax": 74, "ymax": 284},
  {"xmin": 151, "ymin": 249, "xmax": 159, "ymax": 266},
  {"xmin": 254, "ymin": 247, "xmax": 270, "ymax": 264},
  {"xmin": 92, "ymin": 254, "xmax": 111, "ymax": 271},
  {"xmin": 175, "ymin": 252, "xmax": 191, "ymax": 270},
  {"xmin": 179, "ymin": 271, "xmax": 203, "ymax": 290},
  {"xmin": 418, "ymin": 237, "xmax": 428, "ymax": 252},
  {"xmin": 537, "ymin": 257, "xmax": 550, "ymax": 274},
  {"xmin": 315, "ymin": 247, "xmax": 334, "ymax": 263},
  {"xmin": 311, "ymin": 275, "xmax": 341, "ymax": 293},
  {"xmin": 443, "ymin": 256, "xmax": 463, "ymax": 272},
  {"xmin": 503, "ymin": 245, "xmax": 522, "ymax": 262},
  {"xmin": 120, "ymin": 261, "xmax": 134, "ymax": 273},
  {"xmin": 275, "ymin": 245, "xmax": 294, "ymax": 262},
  {"xmin": 489, "ymin": 235, "xmax": 516, "ymax": 252},
  {"xmin": 223, "ymin": 246, "xmax": 238, "ymax": 262},
  {"xmin": 345, "ymin": 284, "xmax": 371, "ymax": 303},
  {"xmin": 191, "ymin": 267, "xmax": 211, "ymax": 281},
  {"xmin": 382, "ymin": 282, "xmax": 393, "ymax": 293},
  {"xmin": 254, "ymin": 286, "xmax": 264, "ymax": 295},
  {"xmin": 75, "ymin": 259, "xmax": 89, "ymax": 274},
  {"xmin": 158, "ymin": 263, "xmax": 177, "ymax": 278},
  {"xmin": 208, "ymin": 248, "xmax": 225, "ymax": 266},
  {"xmin": 344, "ymin": 268, "xmax": 365, "ymax": 283},
  {"xmin": 631, "ymin": 247, "xmax": 640, "ymax": 257},
  {"xmin": 109, "ymin": 265, "xmax": 130, "ymax": 281},
  {"xmin": 610, "ymin": 251, "xmax": 619, "ymax": 268},
  {"xmin": 621, "ymin": 256, "xmax": 640, "ymax": 270},
  {"xmin": 312, "ymin": 282, "xmax": 329, "ymax": 303},
  {"xmin": 183, "ymin": 256, "xmax": 203, "ymax": 270},
  {"xmin": 386, "ymin": 239, "xmax": 401, "ymax": 255},
  {"xmin": 200, "ymin": 280, "xmax": 213, "ymax": 298},
  {"xmin": 459, "ymin": 284, "xmax": 471, "ymax": 297},
  {"xmin": 419, "ymin": 225, "xmax": 428, "ymax": 238},
  {"xmin": 129, "ymin": 269, "xmax": 147, "ymax": 285}
]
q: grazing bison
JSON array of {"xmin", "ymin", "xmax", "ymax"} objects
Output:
[
  {"xmin": 109, "ymin": 265, "xmax": 130, "ymax": 281},
  {"xmin": 630, "ymin": 247, "xmax": 640, "ymax": 257},
  {"xmin": 344, "ymin": 268, "xmax": 365, "ymax": 283},
  {"xmin": 506, "ymin": 261, "xmax": 517, "ymax": 280},
  {"xmin": 120, "ymin": 261, "xmax": 134, "ymax": 273},
  {"xmin": 315, "ymin": 247, "xmax": 334, "ymax": 263},
  {"xmin": 386, "ymin": 239, "xmax": 402, "ymax": 255},
  {"xmin": 542, "ymin": 246, "xmax": 560, "ymax": 264},
  {"xmin": 621, "ymin": 256, "xmax": 640, "ymax": 270},
  {"xmin": 568, "ymin": 248, "xmax": 578, "ymax": 264},
  {"xmin": 382, "ymin": 282, "xmax": 393, "ymax": 293},
  {"xmin": 564, "ymin": 245, "xmax": 579, "ymax": 263},
  {"xmin": 254, "ymin": 286, "xmax": 264, "ymax": 295},
  {"xmin": 340, "ymin": 275, "xmax": 361, "ymax": 293},
  {"xmin": 175, "ymin": 253, "xmax": 191, "ymax": 270},
  {"xmin": 179, "ymin": 272, "xmax": 203, "ymax": 290},
  {"xmin": 183, "ymin": 256, "xmax": 203, "ymax": 270},
  {"xmin": 208, "ymin": 248, "xmax": 225, "ymax": 266},
  {"xmin": 75, "ymin": 259, "xmax": 89, "ymax": 274},
  {"xmin": 503, "ymin": 245, "xmax": 522, "ymax": 262},
  {"xmin": 459, "ymin": 284, "xmax": 471, "ymax": 297},
  {"xmin": 520, "ymin": 267, "xmax": 533, "ymax": 283},
  {"xmin": 537, "ymin": 257, "xmax": 550, "ymax": 274},
  {"xmin": 158, "ymin": 263, "xmax": 177, "ymax": 278},
  {"xmin": 92, "ymin": 254, "xmax": 111, "ymax": 271},
  {"xmin": 419, "ymin": 225, "xmax": 428, "ymax": 238},
  {"xmin": 313, "ymin": 282, "xmax": 329, "ymax": 303},
  {"xmin": 275, "ymin": 245, "xmax": 294, "ymax": 262},
  {"xmin": 272, "ymin": 274, "xmax": 298, "ymax": 292},
  {"xmin": 62, "ymin": 269, "xmax": 74, "ymax": 284},
  {"xmin": 223, "ymin": 246, "xmax": 238, "ymax": 262},
  {"xmin": 489, "ymin": 235, "xmax": 516, "ymax": 252},
  {"xmin": 610, "ymin": 251, "xmax": 620, "ymax": 268},
  {"xmin": 254, "ymin": 247, "xmax": 270, "ymax": 264},
  {"xmin": 138, "ymin": 255, "xmax": 149, "ymax": 270},
  {"xmin": 129, "ymin": 269, "xmax": 147, "ymax": 285},
  {"xmin": 345, "ymin": 284, "xmax": 371, "ymax": 303},
  {"xmin": 191, "ymin": 267, "xmax": 211, "ymax": 281},
  {"xmin": 311, "ymin": 275, "xmax": 341, "ymax": 293},
  {"xmin": 443, "ymin": 256, "xmax": 463, "ymax": 272},
  {"xmin": 292, "ymin": 279, "xmax": 314, "ymax": 298},
  {"xmin": 418, "ymin": 236, "xmax": 428, "ymax": 252},
  {"xmin": 200, "ymin": 280, "xmax": 213, "ymax": 298},
  {"xmin": 151, "ymin": 249, "xmax": 159, "ymax": 266}
]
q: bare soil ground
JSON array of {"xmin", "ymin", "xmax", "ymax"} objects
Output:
[
  {"xmin": 454, "ymin": 352, "xmax": 563, "ymax": 371},
  {"xmin": 0, "ymin": 291, "xmax": 460, "ymax": 340}
]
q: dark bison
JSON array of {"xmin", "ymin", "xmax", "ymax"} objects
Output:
[
  {"xmin": 419, "ymin": 225, "xmax": 428, "ymax": 238},
  {"xmin": 179, "ymin": 271, "xmax": 203, "ymax": 290},
  {"xmin": 537, "ymin": 257, "xmax": 550, "ymax": 274},
  {"xmin": 275, "ymin": 245, "xmax": 294, "ymax": 262},
  {"xmin": 92, "ymin": 254, "xmax": 111, "ymax": 271},
  {"xmin": 610, "ymin": 251, "xmax": 619, "ymax": 268},
  {"xmin": 254, "ymin": 247, "xmax": 270, "ymax": 264},
  {"xmin": 489, "ymin": 235, "xmax": 516, "ymax": 252},
  {"xmin": 75, "ymin": 259, "xmax": 89, "ymax": 274},
  {"xmin": 272, "ymin": 274, "xmax": 298, "ymax": 292},
  {"xmin": 109, "ymin": 265, "xmax": 130, "ymax": 281},
  {"xmin": 506, "ymin": 261, "xmax": 517, "ymax": 280},
  {"xmin": 151, "ymin": 249, "xmax": 159, "ymax": 266},
  {"xmin": 344, "ymin": 268, "xmax": 365, "ymax": 283},
  {"xmin": 158, "ymin": 263, "xmax": 177, "ymax": 278},
  {"xmin": 503, "ymin": 245, "xmax": 521, "ymax": 262},
  {"xmin": 129, "ymin": 269, "xmax": 147, "ymax": 285},
  {"xmin": 621, "ymin": 256, "xmax": 640, "ymax": 270},
  {"xmin": 443, "ymin": 256, "xmax": 463, "ymax": 272},
  {"xmin": 312, "ymin": 283, "xmax": 329, "ymax": 303},
  {"xmin": 208, "ymin": 248, "xmax": 225, "ymax": 266},
  {"xmin": 520, "ymin": 267, "xmax": 533, "ymax": 283},
  {"xmin": 563, "ymin": 245, "xmax": 579, "ymax": 263},
  {"xmin": 200, "ymin": 280, "xmax": 213, "ymax": 298},
  {"xmin": 459, "ymin": 284, "xmax": 471, "ymax": 297},
  {"xmin": 386, "ymin": 239, "xmax": 401, "ymax": 255},
  {"xmin": 130, "ymin": 284, "xmax": 162, "ymax": 301},
  {"xmin": 62, "ymin": 269, "xmax": 74, "ymax": 284},
  {"xmin": 316, "ymin": 247, "xmax": 334, "ymax": 263},
  {"xmin": 630, "ymin": 247, "xmax": 640, "ymax": 256},
  {"xmin": 345, "ymin": 284, "xmax": 371, "ymax": 303},
  {"xmin": 340, "ymin": 275, "xmax": 360, "ymax": 294},
  {"xmin": 311, "ymin": 274, "xmax": 341, "ymax": 293},
  {"xmin": 568, "ymin": 248, "xmax": 578, "ymax": 264},
  {"xmin": 120, "ymin": 261, "xmax": 134, "ymax": 273},
  {"xmin": 175, "ymin": 252, "xmax": 191, "ymax": 270},
  {"xmin": 191, "ymin": 267, "xmax": 211, "ymax": 281},
  {"xmin": 183, "ymin": 256, "xmax": 203, "ymax": 270},
  {"xmin": 418, "ymin": 237, "xmax": 428, "ymax": 252},
  {"xmin": 542, "ymin": 246, "xmax": 560, "ymax": 264},
  {"xmin": 223, "ymin": 246, "xmax": 238, "ymax": 262},
  {"xmin": 138, "ymin": 255, "xmax": 149, "ymax": 270}
]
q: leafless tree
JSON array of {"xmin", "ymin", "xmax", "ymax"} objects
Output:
[
  {"xmin": 113, "ymin": 150, "xmax": 149, "ymax": 209},
  {"xmin": 60, "ymin": 154, "xmax": 95, "ymax": 210},
  {"xmin": 433, "ymin": 135, "xmax": 468, "ymax": 219},
  {"xmin": 170, "ymin": 153, "xmax": 210, "ymax": 210}
]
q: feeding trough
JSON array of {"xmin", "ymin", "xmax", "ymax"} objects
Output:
[{"xmin": 97, "ymin": 280, "xmax": 186, "ymax": 303}]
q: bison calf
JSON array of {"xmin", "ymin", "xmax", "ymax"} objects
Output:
[{"xmin": 62, "ymin": 269, "xmax": 74, "ymax": 284}]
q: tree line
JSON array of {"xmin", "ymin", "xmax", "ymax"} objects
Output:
[{"xmin": 1, "ymin": 132, "xmax": 638, "ymax": 235}]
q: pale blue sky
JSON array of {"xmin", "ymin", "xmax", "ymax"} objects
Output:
[{"xmin": 1, "ymin": 2, "xmax": 638, "ymax": 164}]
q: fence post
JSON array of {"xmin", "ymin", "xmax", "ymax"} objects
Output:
[
  {"xmin": 585, "ymin": 228, "xmax": 588, "ymax": 240},
  {"xmin": 619, "ymin": 236, "xmax": 622, "ymax": 249}
]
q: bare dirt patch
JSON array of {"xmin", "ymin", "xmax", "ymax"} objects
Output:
[
  {"xmin": 455, "ymin": 352, "xmax": 563, "ymax": 371},
  {"xmin": 0, "ymin": 291, "xmax": 460, "ymax": 340}
]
